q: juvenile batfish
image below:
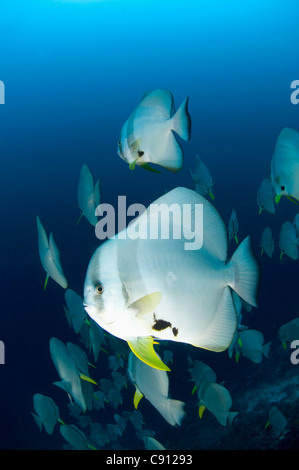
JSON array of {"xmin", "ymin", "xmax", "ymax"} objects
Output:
[
  {"xmin": 118, "ymin": 89, "xmax": 191, "ymax": 173},
  {"xmin": 84, "ymin": 187, "xmax": 260, "ymax": 371},
  {"xmin": 228, "ymin": 208, "xmax": 239, "ymax": 245},
  {"xmin": 36, "ymin": 216, "xmax": 68, "ymax": 290},
  {"xmin": 257, "ymin": 178, "xmax": 276, "ymax": 214},
  {"xmin": 188, "ymin": 154, "xmax": 214, "ymax": 200},
  {"xmin": 77, "ymin": 164, "xmax": 101, "ymax": 227},
  {"xmin": 278, "ymin": 221, "xmax": 298, "ymax": 260},
  {"xmin": 128, "ymin": 351, "xmax": 186, "ymax": 426},
  {"xmin": 260, "ymin": 227, "xmax": 275, "ymax": 258},
  {"xmin": 271, "ymin": 128, "xmax": 299, "ymax": 204}
]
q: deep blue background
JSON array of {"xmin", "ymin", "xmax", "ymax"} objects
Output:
[{"xmin": 0, "ymin": 0, "xmax": 299, "ymax": 450}]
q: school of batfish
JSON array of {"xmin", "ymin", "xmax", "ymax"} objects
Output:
[{"xmin": 34, "ymin": 89, "xmax": 299, "ymax": 449}]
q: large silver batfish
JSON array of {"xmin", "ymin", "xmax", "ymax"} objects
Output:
[{"xmin": 84, "ymin": 187, "xmax": 260, "ymax": 370}]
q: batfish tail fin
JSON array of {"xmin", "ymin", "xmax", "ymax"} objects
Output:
[
  {"xmin": 157, "ymin": 398, "xmax": 186, "ymax": 426},
  {"xmin": 229, "ymin": 236, "xmax": 260, "ymax": 308},
  {"xmin": 262, "ymin": 341, "xmax": 272, "ymax": 358},
  {"xmin": 171, "ymin": 97, "xmax": 191, "ymax": 141}
]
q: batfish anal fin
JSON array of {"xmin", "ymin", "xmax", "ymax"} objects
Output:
[
  {"xmin": 139, "ymin": 162, "xmax": 162, "ymax": 174},
  {"xmin": 127, "ymin": 336, "xmax": 170, "ymax": 371}
]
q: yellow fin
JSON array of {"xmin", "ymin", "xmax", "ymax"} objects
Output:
[
  {"xmin": 129, "ymin": 158, "xmax": 138, "ymax": 170},
  {"xmin": 127, "ymin": 336, "xmax": 170, "ymax": 371},
  {"xmin": 87, "ymin": 444, "xmax": 98, "ymax": 450},
  {"xmin": 76, "ymin": 212, "xmax": 83, "ymax": 226},
  {"xmin": 282, "ymin": 342, "xmax": 287, "ymax": 350},
  {"xmin": 139, "ymin": 162, "xmax": 161, "ymax": 174},
  {"xmin": 133, "ymin": 388, "xmax": 144, "ymax": 409},
  {"xmin": 286, "ymin": 195, "xmax": 299, "ymax": 204},
  {"xmin": 199, "ymin": 405, "xmax": 206, "ymax": 419},
  {"xmin": 128, "ymin": 292, "xmax": 162, "ymax": 316},
  {"xmin": 191, "ymin": 385, "xmax": 197, "ymax": 395},
  {"xmin": 80, "ymin": 373, "xmax": 98, "ymax": 385},
  {"xmin": 265, "ymin": 419, "xmax": 271, "ymax": 429},
  {"xmin": 100, "ymin": 347, "xmax": 109, "ymax": 354},
  {"xmin": 44, "ymin": 273, "xmax": 49, "ymax": 291}
]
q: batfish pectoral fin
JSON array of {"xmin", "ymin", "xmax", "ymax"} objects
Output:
[
  {"xmin": 199, "ymin": 405, "xmax": 206, "ymax": 419},
  {"xmin": 275, "ymin": 194, "xmax": 282, "ymax": 204},
  {"xmin": 80, "ymin": 373, "xmax": 98, "ymax": 385},
  {"xmin": 128, "ymin": 292, "xmax": 162, "ymax": 316},
  {"xmin": 208, "ymin": 191, "xmax": 214, "ymax": 201},
  {"xmin": 127, "ymin": 336, "xmax": 170, "ymax": 371},
  {"xmin": 139, "ymin": 162, "xmax": 162, "ymax": 174},
  {"xmin": 133, "ymin": 388, "xmax": 144, "ymax": 409},
  {"xmin": 265, "ymin": 419, "xmax": 271, "ymax": 429},
  {"xmin": 191, "ymin": 385, "xmax": 197, "ymax": 395},
  {"xmin": 130, "ymin": 138, "xmax": 141, "ymax": 152}
]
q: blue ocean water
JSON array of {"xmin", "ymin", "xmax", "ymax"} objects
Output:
[{"xmin": 1, "ymin": 0, "xmax": 299, "ymax": 451}]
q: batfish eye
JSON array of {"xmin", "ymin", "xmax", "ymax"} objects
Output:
[
  {"xmin": 138, "ymin": 150, "xmax": 144, "ymax": 157},
  {"xmin": 281, "ymin": 185, "xmax": 285, "ymax": 191},
  {"xmin": 95, "ymin": 284, "xmax": 104, "ymax": 295},
  {"xmin": 118, "ymin": 141, "xmax": 121, "ymax": 148}
]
